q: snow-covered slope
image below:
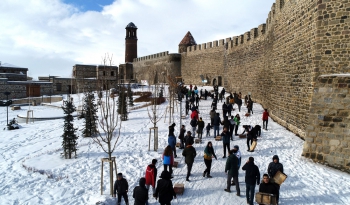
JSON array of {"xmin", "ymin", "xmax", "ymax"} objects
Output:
[{"xmin": 0, "ymin": 86, "xmax": 349, "ymax": 205}]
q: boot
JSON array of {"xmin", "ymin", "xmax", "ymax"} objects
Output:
[
  {"xmin": 224, "ymin": 189, "xmax": 231, "ymax": 193},
  {"xmin": 207, "ymin": 174, "xmax": 212, "ymax": 178},
  {"xmin": 203, "ymin": 171, "xmax": 206, "ymax": 177}
]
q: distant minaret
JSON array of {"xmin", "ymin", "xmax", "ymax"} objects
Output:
[
  {"xmin": 125, "ymin": 22, "xmax": 138, "ymax": 63},
  {"xmin": 178, "ymin": 31, "xmax": 197, "ymax": 53}
]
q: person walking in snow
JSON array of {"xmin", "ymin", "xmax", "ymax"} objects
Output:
[
  {"xmin": 182, "ymin": 141, "xmax": 197, "ymax": 181},
  {"xmin": 113, "ymin": 173, "xmax": 129, "ymax": 205},
  {"xmin": 224, "ymin": 149, "xmax": 240, "ymax": 196},
  {"xmin": 190, "ymin": 117, "xmax": 198, "ymax": 138},
  {"xmin": 203, "ymin": 141, "xmax": 217, "ymax": 178},
  {"xmin": 178, "ymin": 125, "xmax": 186, "ymax": 149},
  {"xmin": 184, "ymin": 131, "xmax": 194, "ymax": 147},
  {"xmin": 259, "ymin": 174, "xmax": 278, "ymax": 205},
  {"xmin": 154, "ymin": 171, "xmax": 177, "ymax": 205},
  {"xmin": 197, "ymin": 117, "xmax": 205, "ymax": 139},
  {"xmin": 209, "ymin": 109, "xmax": 216, "ymax": 128},
  {"xmin": 242, "ymin": 157, "xmax": 260, "ymax": 205},
  {"xmin": 185, "ymin": 100, "xmax": 190, "ymax": 115},
  {"xmin": 168, "ymin": 123, "xmax": 177, "ymax": 158},
  {"xmin": 234, "ymin": 114, "xmax": 241, "ymax": 136},
  {"xmin": 133, "ymin": 177, "xmax": 148, "ymax": 205},
  {"xmin": 195, "ymin": 94, "xmax": 200, "ymax": 107},
  {"xmin": 222, "ymin": 102, "xmax": 228, "ymax": 118},
  {"xmin": 213, "ymin": 113, "xmax": 221, "ymax": 137},
  {"xmin": 262, "ymin": 108, "xmax": 269, "ymax": 130},
  {"xmin": 268, "ymin": 155, "xmax": 284, "ymax": 204},
  {"xmin": 145, "ymin": 159, "xmax": 158, "ymax": 196},
  {"xmin": 227, "ymin": 103, "xmax": 233, "ymax": 117},
  {"xmin": 221, "ymin": 127, "xmax": 231, "ymax": 158},
  {"xmin": 231, "ymin": 145, "xmax": 242, "ymax": 186},
  {"xmin": 162, "ymin": 146, "xmax": 174, "ymax": 176},
  {"xmin": 206, "ymin": 123, "xmax": 211, "ymax": 137},
  {"xmin": 229, "ymin": 116, "xmax": 236, "ymax": 140},
  {"xmin": 204, "ymin": 89, "xmax": 208, "ymax": 100}
]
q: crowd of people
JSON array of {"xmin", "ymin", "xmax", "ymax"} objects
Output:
[{"xmin": 113, "ymin": 84, "xmax": 284, "ymax": 205}]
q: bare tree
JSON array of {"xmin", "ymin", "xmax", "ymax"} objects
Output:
[
  {"xmin": 147, "ymin": 75, "xmax": 166, "ymax": 151},
  {"xmin": 92, "ymin": 53, "xmax": 122, "ymax": 196}
]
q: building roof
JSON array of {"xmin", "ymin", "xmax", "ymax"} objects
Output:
[
  {"xmin": 0, "ymin": 62, "xmax": 28, "ymax": 70},
  {"xmin": 179, "ymin": 31, "xmax": 197, "ymax": 46},
  {"xmin": 126, "ymin": 22, "xmax": 137, "ymax": 29}
]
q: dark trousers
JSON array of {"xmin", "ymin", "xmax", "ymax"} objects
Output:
[
  {"xmin": 263, "ymin": 120, "xmax": 268, "ymax": 130},
  {"xmin": 164, "ymin": 164, "xmax": 173, "ymax": 175},
  {"xmin": 204, "ymin": 159, "xmax": 212, "ymax": 175},
  {"xmin": 198, "ymin": 128, "xmax": 203, "ymax": 139},
  {"xmin": 117, "ymin": 192, "xmax": 128, "ymax": 204},
  {"xmin": 210, "ymin": 118, "xmax": 214, "ymax": 127},
  {"xmin": 246, "ymin": 183, "xmax": 255, "ymax": 205},
  {"xmin": 186, "ymin": 107, "xmax": 189, "ymax": 115},
  {"xmin": 180, "ymin": 139, "xmax": 184, "ymax": 149},
  {"xmin": 227, "ymin": 174, "xmax": 240, "ymax": 193},
  {"xmin": 256, "ymin": 128, "xmax": 261, "ymax": 137},
  {"xmin": 247, "ymin": 138, "xmax": 253, "ymax": 150},
  {"xmin": 235, "ymin": 125, "xmax": 239, "ymax": 135},
  {"xmin": 186, "ymin": 163, "xmax": 193, "ymax": 179},
  {"xmin": 238, "ymin": 104, "xmax": 241, "ymax": 112},
  {"xmin": 223, "ymin": 143, "xmax": 230, "ymax": 157},
  {"xmin": 275, "ymin": 183, "xmax": 280, "ymax": 203},
  {"xmin": 229, "ymin": 125, "xmax": 234, "ymax": 139},
  {"xmin": 172, "ymin": 147, "xmax": 177, "ymax": 157},
  {"xmin": 223, "ymin": 111, "xmax": 227, "ymax": 118},
  {"xmin": 206, "ymin": 130, "xmax": 210, "ymax": 137}
]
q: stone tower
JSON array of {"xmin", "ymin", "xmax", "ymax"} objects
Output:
[
  {"xmin": 178, "ymin": 31, "xmax": 197, "ymax": 53},
  {"xmin": 125, "ymin": 22, "xmax": 138, "ymax": 63}
]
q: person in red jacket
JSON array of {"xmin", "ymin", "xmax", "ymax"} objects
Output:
[
  {"xmin": 145, "ymin": 159, "xmax": 158, "ymax": 196},
  {"xmin": 262, "ymin": 109, "xmax": 269, "ymax": 130},
  {"xmin": 190, "ymin": 109, "xmax": 198, "ymax": 120}
]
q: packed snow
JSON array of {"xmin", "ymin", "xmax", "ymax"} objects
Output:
[{"xmin": 0, "ymin": 86, "xmax": 349, "ymax": 205}]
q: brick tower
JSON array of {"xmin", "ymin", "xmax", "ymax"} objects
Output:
[
  {"xmin": 178, "ymin": 31, "xmax": 197, "ymax": 53},
  {"xmin": 125, "ymin": 22, "xmax": 138, "ymax": 63}
]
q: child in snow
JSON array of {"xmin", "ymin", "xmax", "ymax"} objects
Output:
[
  {"xmin": 206, "ymin": 123, "xmax": 211, "ymax": 137},
  {"xmin": 113, "ymin": 173, "xmax": 129, "ymax": 205}
]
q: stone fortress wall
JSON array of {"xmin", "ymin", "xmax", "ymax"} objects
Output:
[
  {"xmin": 180, "ymin": 0, "xmax": 350, "ymax": 171},
  {"xmin": 133, "ymin": 51, "xmax": 181, "ymax": 84}
]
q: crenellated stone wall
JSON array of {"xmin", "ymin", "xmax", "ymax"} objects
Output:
[{"xmin": 133, "ymin": 51, "xmax": 181, "ymax": 84}]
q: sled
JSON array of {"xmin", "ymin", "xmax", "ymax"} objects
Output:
[
  {"xmin": 215, "ymin": 136, "xmax": 222, "ymax": 141},
  {"xmin": 272, "ymin": 170, "xmax": 287, "ymax": 185},
  {"xmin": 174, "ymin": 183, "xmax": 184, "ymax": 195},
  {"xmin": 176, "ymin": 142, "xmax": 181, "ymax": 147},
  {"xmin": 181, "ymin": 115, "xmax": 186, "ymax": 119},
  {"xmin": 173, "ymin": 161, "xmax": 179, "ymax": 168},
  {"xmin": 245, "ymin": 113, "xmax": 251, "ymax": 117},
  {"xmin": 11, "ymin": 106, "xmax": 21, "ymax": 110},
  {"xmin": 195, "ymin": 138, "xmax": 201, "ymax": 144},
  {"xmin": 250, "ymin": 140, "xmax": 257, "ymax": 151},
  {"xmin": 239, "ymin": 134, "xmax": 246, "ymax": 138},
  {"xmin": 255, "ymin": 192, "xmax": 277, "ymax": 205}
]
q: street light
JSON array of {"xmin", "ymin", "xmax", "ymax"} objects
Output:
[{"xmin": 4, "ymin": 92, "xmax": 11, "ymax": 126}]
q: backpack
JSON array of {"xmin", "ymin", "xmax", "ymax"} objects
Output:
[
  {"xmin": 190, "ymin": 119, "xmax": 197, "ymax": 127},
  {"xmin": 163, "ymin": 155, "xmax": 171, "ymax": 165}
]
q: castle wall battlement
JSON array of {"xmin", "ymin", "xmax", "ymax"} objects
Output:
[
  {"xmin": 180, "ymin": 0, "xmax": 350, "ymax": 171},
  {"xmin": 134, "ymin": 51, "xmax": 170, "ymax": 62}
]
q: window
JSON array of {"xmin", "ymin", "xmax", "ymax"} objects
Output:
[
  {"xmin": 56, "ymin": 83, "xmax": 62, "ymax": 91},
  {"xmin": 111, "ymin": 71, "xmax": 114, "ymax": 76},
  {"xmin": 103, "ymin": 71, "xmax": 106, "ymax": 76}
]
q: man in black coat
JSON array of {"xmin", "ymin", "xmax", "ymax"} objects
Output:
[
  {"xmin": 197, "ymin": 117, "xmax": 205, "ymax": 139},
  {"xmin": 133, "ymin": 177, "xmax": 148, "ymax": 205},
  {"xmin": 185, "ymin": 100, "xmax": 190, "ymax": 115},
  {"xmin": 259, "ymin": 174, "xmax": 278, "ymax": 198},
  {"xmin": 184, "ymin": 131, "xmax": 194, "ymax": 147},
  {"xmin": 178, "ymin": 125, "xmax": 186, "ymax": 149},
  {"xmin": 213, "ymin": 113, "xmax": 221, "ymax": 137},
  {"xmin": 221, "ymin": 127, "xmax": 230, "ymax": 158},
  {"xmin": 242, "ymin": 157, "xmax": 260, "ymax": 205},
  {"xmin": 268, "ymin": 155, "xmax": 284, "ymax": 204},
  {"xmin": 154, "ymin": 171, "xmax": 176, "ymax": 205},
  {"xmin": 113, "ymin": 173, "xmax": 129, "ymax": 205},
  {"xmin": 224, "ymin": 149, "xmax": 240, "ymax": 195},
  {"xmin": 182, "ymin": 141, "xmax": 197, "ymax": 181}
]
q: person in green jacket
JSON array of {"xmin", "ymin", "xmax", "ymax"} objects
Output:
[
  {"xmin": 203, "ymin": 141, "xmax": 217, "ymax": 178},
  {"xmin": 224, "ymin": 149, "xmax": 240, "ymax": 196},
  {"xmin": 234, "ymin": 114, "xmax": 241, "ymax": 136}
]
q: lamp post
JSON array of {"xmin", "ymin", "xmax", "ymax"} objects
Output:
[
  {"xmin": 4, "ymin": 92, "xmax": 11, "ymax": 126},
  {"xmin": 49, "ymin": 89, "xmax": 52, "ymax": 104}
]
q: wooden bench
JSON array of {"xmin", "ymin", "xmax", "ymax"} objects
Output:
[
  {"xmin": 176, "ymin": 142, "xmax": 181, "ymax": 147},
  {"xmin": 215, "ymin": 136, "xmax": 222, "ymax": 141},
  {"xmin": 181, "ymin": 116, "xmax": 186, "ymax": 119},
  {"xmin": 195, "ymin": 138, "xmax": 201, "ymax": 144},
  {"xmin": 11, "ymin": 106, "xmax": 21, "ymax": 111},
  {"xmin": 174, "ymin": 183, "xmax": 184, "ymax": 195}
]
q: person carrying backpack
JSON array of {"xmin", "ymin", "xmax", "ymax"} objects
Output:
[{"xmin": 190, "ymin": 118, "xmax": 198, "ymax": 138}]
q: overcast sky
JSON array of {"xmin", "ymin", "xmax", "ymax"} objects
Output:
[{"xmin": 0, "ymin": 0, "xmax": 276, "ymax": 79}]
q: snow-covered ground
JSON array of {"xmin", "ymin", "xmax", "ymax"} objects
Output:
[{"xmin": 0, "ymin": 86, "xmax": 349, "ymax": 205}]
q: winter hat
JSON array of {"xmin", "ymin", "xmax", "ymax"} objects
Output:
[
  {"xmin": 160, "ymin": 170, "xmax": 171, "ymax": 179},
  {"xmin": 152, "ymin": 159, "xmax": 158, "ymax": 165},
  {"xmin": 117, "ymin": 173, "xmax": 123, "ymax": 178},
  {"xmin": 172, "ymin": 123, "xmax": 176, "ymax": 126},
  {"xmin": 234, "ymin": 145, "xmax": 239, "ymax": 150},
  {"xmin": 249, "ymin": 157, "xmax": 254, "ymax": 162},
  {"xmin": 139, "ymin": 177, "xmax": 146, "ymax": 187},
  {"xmin": 272, "ymin": 155, "xmax": 279, "ymax": 161}
]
